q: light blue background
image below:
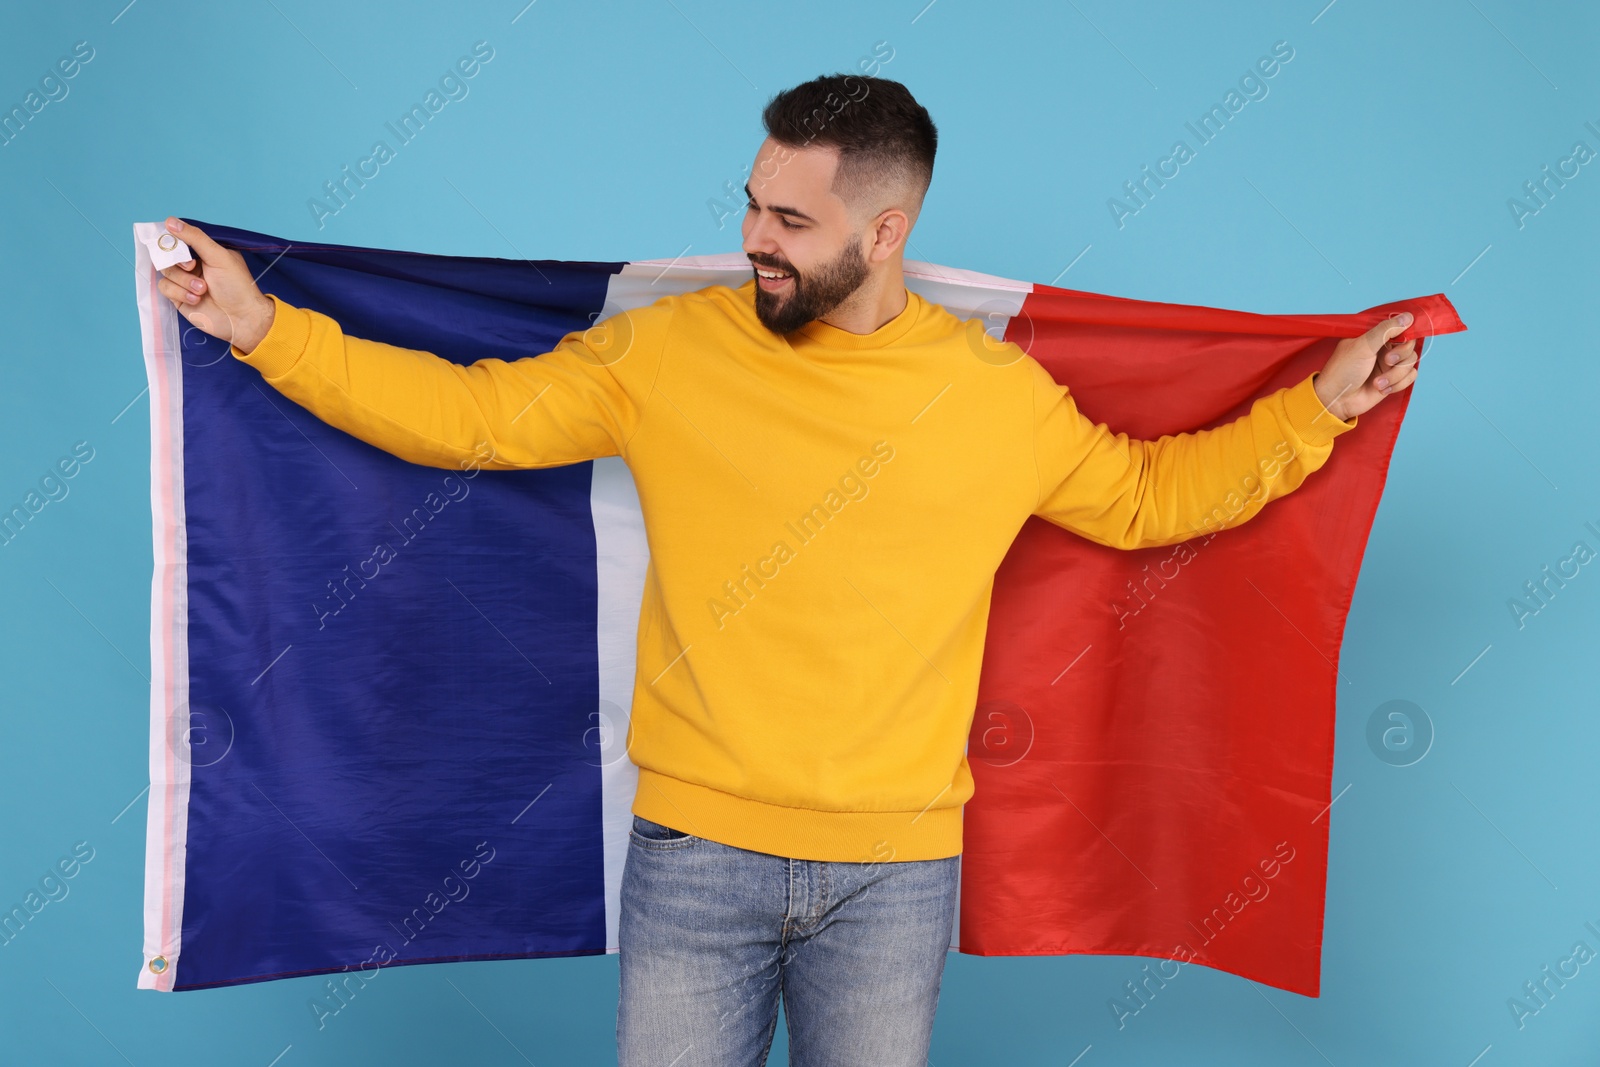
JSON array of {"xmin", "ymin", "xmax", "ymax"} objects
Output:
[{"xmin": 2, "ymin": 0, "xmax": 1596, "ymax": 1063}]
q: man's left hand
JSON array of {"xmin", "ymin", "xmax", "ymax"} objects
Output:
[{"xmin": 1314, "ymin": 311, "xmax": 1420, "ymax": 422}]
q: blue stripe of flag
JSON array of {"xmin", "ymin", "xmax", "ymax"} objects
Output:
[{"xmin": 175, "ymin": 221, "xmax": 623, "ymax": 988}]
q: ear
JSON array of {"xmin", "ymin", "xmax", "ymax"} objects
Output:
[{"xmin": 867, "ymin": 207, "xmax": 911, "ymax": 263}]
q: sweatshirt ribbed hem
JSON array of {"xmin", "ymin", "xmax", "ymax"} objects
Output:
[
  {"xmin": 230, "ymin": 293, "xmax": 310, "ymax": 379},
  {"xmin": 1285, "ymin": 372, "xmax": 1359, "ymax": 447},
  {"xmin": 631, "ymin": 767, "xmax": 963, "ymax": 863}
]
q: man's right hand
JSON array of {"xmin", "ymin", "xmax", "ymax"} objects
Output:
[{"xmin": 154, "ymin": 217, "xmax": 276, "ymax": 353}]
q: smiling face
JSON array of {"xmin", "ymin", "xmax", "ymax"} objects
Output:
[{"xmin": 740, "ymin": 136, "xmax": 876, "ymax": 335}]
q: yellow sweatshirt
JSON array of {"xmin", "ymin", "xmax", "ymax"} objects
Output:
[{"xmin": 232, "ymin": 279, "xmax": 1357, "ymax": 863}]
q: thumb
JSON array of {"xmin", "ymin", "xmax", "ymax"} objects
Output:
[
  {"xmin": 164, "ymin": 216, "xmax": 227, "ymax": 264},
  {"xmin": 1363, "ymin": 310, "xmax": 1413, "ymax": 350}
]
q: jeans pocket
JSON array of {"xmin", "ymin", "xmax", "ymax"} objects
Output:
[{"xmin": 629, "ymin": 814, "xmax": 697, "ymax": 850}]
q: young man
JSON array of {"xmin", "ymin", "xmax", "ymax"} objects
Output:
[{"xmin": 156, "ymin": 74, "xmax": 1416, "ymax": 1067}]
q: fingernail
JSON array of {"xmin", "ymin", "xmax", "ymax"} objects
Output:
[
  {"xmin": 167, "ymin": 217, "xmax": 183, "ymax": 232},
  {"xmin": 1377, "ymin": 377, "xmax": 1389, "ymax": 389},
  {"xmin": 191, "ymin": 280, "xmax": 204, "ymax": 292},
  {"xmin": 1395, "ymin": 311, "xmax": 1412, "ymax": 326}
]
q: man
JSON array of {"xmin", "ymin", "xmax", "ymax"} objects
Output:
[{"xmin": 156, "ymin": 73, "xmax": 1416, "ymax": 1067}]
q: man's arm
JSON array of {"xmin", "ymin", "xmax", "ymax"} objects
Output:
[
  {"xmin": 1029, "ymin": 362, "xmax": 1357, "ymax": 550},
  {"xmin": 154, "ymin": 218, "xmax": 672, "ymax": 471},
  {"xmin": 1028, "ymin": 311, "xmax": 1418, "ymax": 550}
]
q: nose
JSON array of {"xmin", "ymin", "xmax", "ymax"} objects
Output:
[{"xmin": 741, "ymin": 212, "xmax": 782, "ymax": 259}]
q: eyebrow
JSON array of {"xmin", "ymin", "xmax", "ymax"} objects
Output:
[{"xmin": 744, "ymin": 181, "xmax": 818, "ymax": 224}]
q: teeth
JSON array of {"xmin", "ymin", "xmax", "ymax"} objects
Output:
[{"xmin": 756, "ymin": 268, "xmax": 789, "ymax": 279}]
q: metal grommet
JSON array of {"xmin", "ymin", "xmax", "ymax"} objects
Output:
[
  {"xmin": 148, "ymin": 955, "xmax": 169, "ymax": 974},
  {"xmin": 157, "ymin": 233, "xmax": 179, "ymax": 252}
]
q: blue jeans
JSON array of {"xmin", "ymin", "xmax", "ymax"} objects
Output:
[{"xmin": 617, "ymin": 814, "xmax": 960, "ymax": 1066}]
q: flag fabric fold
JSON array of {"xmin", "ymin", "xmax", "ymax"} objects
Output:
[{"xmin": 132, "ymin": 220, "xmax": 1464, "ymax": 995}]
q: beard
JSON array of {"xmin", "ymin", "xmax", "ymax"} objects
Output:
[{"xmin": 750, "ymin": 233, "xmax": 871, "ymax": 335}]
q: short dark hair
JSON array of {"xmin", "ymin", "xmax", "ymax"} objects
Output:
[{"xmin": 761, "ymin": 74, "xmax": 938, "ymax": 224}]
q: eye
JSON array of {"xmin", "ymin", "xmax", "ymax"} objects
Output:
[{"xmin": 747, "ymin": 198, "xmax": 804, "ymax": 230}]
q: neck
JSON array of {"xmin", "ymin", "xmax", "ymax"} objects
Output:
[{"xmin": 817, "ymin": 263, "xmax": 909, "ymax": 335}]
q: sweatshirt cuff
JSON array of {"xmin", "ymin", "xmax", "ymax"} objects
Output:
[
  {"xmin": 230, "ymin": 292, "xmax": 310, "ymax": 379},
  {"xmin": 1284, "ymin": 372, "xmax": 1358, "ymax": 448}
]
